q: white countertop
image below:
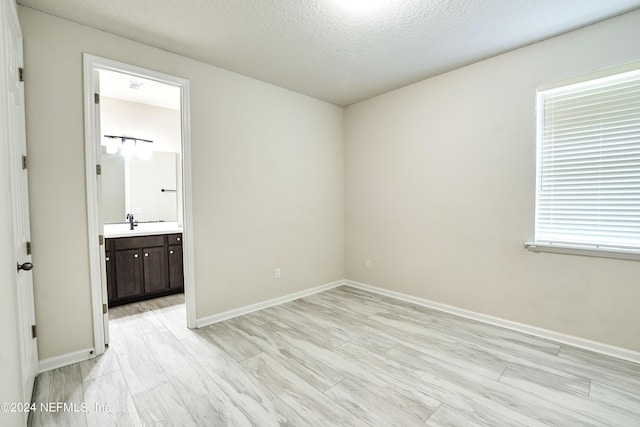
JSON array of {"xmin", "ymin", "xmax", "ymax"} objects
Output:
[{"xmin": 104, "ymin": 222, "xmax": 182, "ymax": 238}]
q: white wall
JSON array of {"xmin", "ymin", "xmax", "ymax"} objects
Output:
[
  {"xmin": 19, "ymin": 6, "xmax": 344, "ymax": 361},
  {"xmin": 101, "ymin": 153, "xmax": 125, "ymax": 223},
  {"xmin": 101, "ymin": 96, "xmax": 182, "ymax": 224},
  {"xmin": 100, "ymin": 96, "xmax": 181, "ymax": 154},
  {"xmin": 345, "ymin": 10, "xmax": 640, "ymax": 352}
]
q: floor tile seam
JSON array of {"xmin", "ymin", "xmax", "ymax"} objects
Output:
[
  {"xmin": 496, "ymin": 364, "xmax": 592, "ymax": 398},
  {"xmin": 496, "ymin": 370, "xmax": 638, "ymax": 426},
  {"xmin": 326, "ymin": 376, "xmax": 438, "ymax": 426},
  {"xmin": 502, "ymin": 361, "xmax": 595, "ymax": 391},
  {"xmin": 381, "ymin": 344, "xmax": 594, "ymax": 427},
  {"xmin": 120, "ymin": 325, "xmax": 175, "ymax": 397},
  {"xmin": 232, "ymin": 324, "xmax": 348, "ymax": 393},
  {"xmin": 321, "ymin": 378, "xmax": 381, "ymax": 426},
  {"xmin": 556, "ymin": 350, "xmax": 640, "ymax": 381},
  {"xmin": 399, "ymin": 331, "xmax": 613, "ymax": 385},
  {"xmin": 79, "ymin": 351, "xmax": 123, "ymax": 384},
  {"xmin": 334, "ymin": 343, "xmax": 444, "ymax": 414},
  {"xmin": 422, "ymin": 401, "xmax": 443, "ymax": 424}
]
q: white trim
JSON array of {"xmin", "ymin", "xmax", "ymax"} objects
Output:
[
  {"xmin": 38, "ymin": 348, "xmax": 94, "ymax": 373},
  {"xmin": 538, "ymin": 60, "xmax": 640, "ymax": 92},
  {"xmin": 524, "ymin": 241, "xmax": 640, "ymax": 262},
  {"xmin": 82, "ymin": 54, "xmax": 196, "ymax": 358},
  {"xmin": 345, "ymin": 280, "xmax": 640, "ymax": 365},
  {"xmin": 180, "ymin": 80, "xmax": 196, "ymax": 329},
  {"xmin": 82, "ymin": 56, "xmax": 104, "ymax": 356},
  {"xmin": 196, "ymin": 280, "xmax": 346, "ymax": 328}
]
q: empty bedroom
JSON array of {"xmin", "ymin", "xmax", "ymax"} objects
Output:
[{"xmin": 1, "ymin": 0, "xmax": 639, "ymax": 426}]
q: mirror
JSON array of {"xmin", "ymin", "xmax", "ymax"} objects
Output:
[{"xmin": 102, "ymin": 150, "xmax": 178, "ymax": 224}]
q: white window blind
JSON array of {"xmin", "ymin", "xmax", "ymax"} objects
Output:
[{"xmin": 535, "ymin": 66, "xmax": 640, "ymax": 252}]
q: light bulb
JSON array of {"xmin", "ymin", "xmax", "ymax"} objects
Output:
[
  {"xmin": 137, "ymin": 142, "xmax": 152, "ymax": 159},
  {"xmin": 120, "ymin": 139, "xmax": 136, "ymax": 157},
  {"xmin": 105, "ymin": 138, "xmax": 119, "ymax": 154}
]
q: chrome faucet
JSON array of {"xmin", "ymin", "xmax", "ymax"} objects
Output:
[{"xmin": 126, "ymin": 213, "xmax": 138, "ymax": 230}]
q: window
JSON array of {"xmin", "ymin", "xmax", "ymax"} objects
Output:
[{"xmin": 528, "ymin": 64, "xmax": 640, "ymax": 258}]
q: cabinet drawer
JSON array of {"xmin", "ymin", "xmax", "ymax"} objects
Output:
[
  {"xmin": 167, "ymin": 233, "xmax": 182, "ymax": 245},
  {"xmin": 114, "ymin": 235, "xmax": 165, "ymax": 250}
]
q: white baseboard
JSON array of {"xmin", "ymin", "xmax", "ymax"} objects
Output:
[
  {"xmin": 196, "ymin": 280, "xmax": 346, "ymax": 328},
  {"xmin": 39, "ymin": 347, "xmax": 95, "ymax": 373},
  {"xmin": 38, "ymin": 278, "xmax": 640, "ymax": 373},
  {"xmin": 345, "ymin": 280, "xmax": 640, "ymax": 365}
]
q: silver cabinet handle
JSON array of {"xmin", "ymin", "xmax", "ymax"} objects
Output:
[
  {"xmin": 176, "ymin": 237, "xmax": 181, "ymax": 242},
  {"xmin": 134, "ymin": 253, "xmax": 138, "ymax": 258},
  {"xmin": 144, "ymin": 253, "xmax": 149, "ymax": 257},
  {"xmin": 106, "ymin": 256, "xmax": 110, "ymax": 262},
  {"xmin": 169, "ymin": 250, "xmax": 174, "ymax": 254}
]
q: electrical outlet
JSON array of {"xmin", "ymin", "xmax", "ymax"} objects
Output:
[
  {"xmin": 275, "ymin": 268, "xmax": 281, "ymax": 279},
  {"xmin": 365, "ymin": 258, "xmax": 371, "ymax": 269}
]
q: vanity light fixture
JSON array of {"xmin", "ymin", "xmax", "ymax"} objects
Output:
[{"xmin": 103, "ymin": 135, "xmax": 154, "ymax": 159}]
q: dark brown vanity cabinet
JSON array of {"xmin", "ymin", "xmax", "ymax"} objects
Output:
[
  {"xmin": 113, "ymin": 248, "xmax": 142, "ymax": 299},
  {"xmin": 106, "ymin": 233, "xmax": 183, "ymax": 307},
  {"xmin": 167, "ymin": 233, "xmax": 184, "ymax": 290},
  {"xmin": 168, "ymin": 244, "xmax": 183, "ymax": 289}
]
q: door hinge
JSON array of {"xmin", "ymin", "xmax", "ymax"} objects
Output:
[
  {"xmin": 94, "ymin": 93, "xmax": 100, "ymax": 104},
  {"xmin": 26, "ymin": 241, "xmax": 32, "ymax": 255},
  {"xmin": 102, "ymin": 304, "xmax": 107, "ymax": 314},
  {"xmin": 19, "ymin": 67, "xmax": 24, "ymax": 82},
  {"xmin": 99, "ymin": 235, "xmax": 104, "ymax": 245},
  {"xmin": 96, "ymin": 164, "xmax": 102, "ymax": 175},
  {"xmin": 31, "ymin": 325, "xmax": 36, "ymax": 339},
  {"xmin": 22, "ymin": 155, "xmax": 27, "ymax": 170}
]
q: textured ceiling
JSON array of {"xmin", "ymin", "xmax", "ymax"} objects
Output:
[
  {"xmin": 100, "ymin": 70, "xmax": 180, "ymax": 111},
  {"xmin": 17, "ymin": 0, "xmax": 640, "ymax": 106}
]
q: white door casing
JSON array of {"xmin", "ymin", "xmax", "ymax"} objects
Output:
[
  {"xmin": 83, "ymin": 54, "xmax": 196, "ymax": 356},
  {"xmin": 94, "ymin": 70, "xmax": 110, "ymax": 345},
  {"xmin": 2, "ymin": 0, "xmax": 39, "ymax": 402}
]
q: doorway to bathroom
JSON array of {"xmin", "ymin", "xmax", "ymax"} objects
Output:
[{"xmin": 83, "ymin": 55, "xmax": 195, "ymax": 357}]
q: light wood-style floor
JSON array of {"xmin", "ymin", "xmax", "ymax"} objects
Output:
[{"xmin": 30, "ymin": 286, "xmax": 640, "ymax": 426}]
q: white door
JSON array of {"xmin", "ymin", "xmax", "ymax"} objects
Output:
[{"xmin": 2, "ymin": 0, "xmax": 39, "ymax": 402}]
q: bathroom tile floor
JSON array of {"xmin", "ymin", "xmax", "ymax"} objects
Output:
[{"xmin": 29, "ymin": 286, "xmax": 640, "ymax": 426}]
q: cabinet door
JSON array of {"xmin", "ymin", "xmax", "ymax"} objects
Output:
[
  {"xmin": 168, "ymin": 244, "xmax": 184, "ymax": 289},
  {"xmin": 143, "ymin": 246, "xmax": 168, "ymax": 293},
  {"xmin": 106, "ymin": 249, "xmax": 114, "ymax": 303},
  {"xmin": 114, "ymin": 249, "xmax": 143, "ymax": 299}
]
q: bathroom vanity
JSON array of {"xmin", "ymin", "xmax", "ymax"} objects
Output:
[{"xmin": 105, "ymin": 226, "xmax": 183, "ymax": 307}]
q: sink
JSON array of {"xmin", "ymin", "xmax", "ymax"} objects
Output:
[{"xmin": 104, "ymin": 221, "xmax": 182, "ymax": 238}]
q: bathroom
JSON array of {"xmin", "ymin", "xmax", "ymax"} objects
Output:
[{"xmin": 98, "ymin": 69, "xmax": 185, "ymax": 313}]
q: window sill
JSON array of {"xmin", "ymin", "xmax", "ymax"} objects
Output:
[{"xmin": 523, "ymin": 242, "xmax": 640, "ymax": 261}]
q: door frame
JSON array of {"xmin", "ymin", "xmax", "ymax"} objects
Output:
[{"xmin": 82, "ymin": 54, "xmax": 196, "ymax": 355}]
